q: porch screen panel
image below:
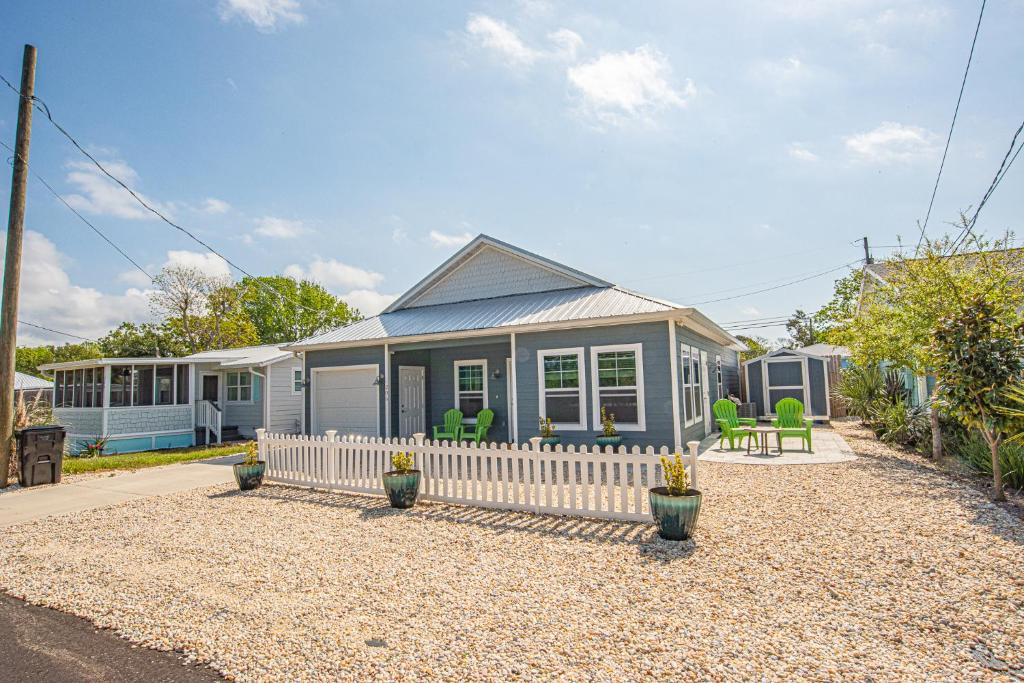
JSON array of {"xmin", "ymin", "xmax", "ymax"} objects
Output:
[
  {"xmin": 110, "ymin": 366, "xmax": 130, "ymax": 406},
  {"xmin": 134, "ymin": 366, "xmax": 154, "ymax": 406},
  {"xmin": 596, "ymin": 350, "xmax": 639, "ymax": 425},
  {"xmin": 94, "ymin": 368, "xmax": 104, "ymax": 407},
  {"xmin": 53, "ymin": 371, "xmax": 63, "ymax": 407},
  {"xmin": 73, "ymin": 369, "xmax": 84, "ymax": 408},
  {"xmin": 84, "ymin": 368, "xmax": 94, "ymax": 408},
  {"xmin": 155, "ymin": 366, "xmax": 174, "ymax": 405},
  {"xmin": 176, "ymin": 365, "xmax": 189, "ymax": 404}
]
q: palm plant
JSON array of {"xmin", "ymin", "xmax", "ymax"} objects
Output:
[{"xmin": 832, "ymin": 365, "xmax": 884, "ymax": 423}]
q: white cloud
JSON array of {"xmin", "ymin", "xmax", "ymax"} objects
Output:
[
  {"xmin": 391, "ymin": 227, "xmax": 410, "ymax": 244},
  {"xmin": 567, "ymin": 46, "xmax": 693, "ymax": 126},
  {"xmin": 254, "ymin": 216, "xmax": 307, "ymax": 239},
  {"xmin": 466, "ymin": 14, "xmax": 541, "ymax": 67},
  {"xmin": 547, "ymin": 28, "xmax": 584, "ymax": 61},
  {"xmin": 788, "ymin": 143, "xmax": 819, "ymax": 162},
  {"xmin": 342, "ymin": 289, "xmax": 399, "ymax": 316},
  {"xmin": 163, "ymin": 250, "xmax": 232, "ymax": 279},
  {"xmin": 62, "ymin": 159, "xmax": 172, "ymax": 221},
  {"xmin": 844, "ymin": 121, "xmax": 939, "ymax": 164},
  {"xmin": 749, "ymin": 56, "xmax": 825, "ymax": 96},
  {"xmin": 740, "ymin": 306, "xmax": 762, "ymax": 316},
  {"xmin": 217, "ymin": 0, "xmax": 305, "ymax": 32},
  {"xmin": 284, "ymin": 258, "xmax": 384, "ymax": 292},
  {"xmin": 7, "ymin": 231, "xmax": 152, "ymax": 345},
  {"xmin": 428, "ymin": 230, "xmax": 474, "ymax": 248},
  {"xmin": 201, "ymin": 197, "xmax": 231, "ymax": 214}
]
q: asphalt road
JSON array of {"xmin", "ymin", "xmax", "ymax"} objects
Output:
[{"xmin": 0, "ymin": 593, "xmax": 222, "ymax": 682}]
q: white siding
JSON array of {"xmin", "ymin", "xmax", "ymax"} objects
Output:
[
  {"xmin": 223, "ymin": 380, "xmax": 263, "ymax": 437},
  {"xmin": 405, "ymin": 245, "xmax": 584, "ymax": 308},
  {"xmin": 267, "ymin": 360, "xmax": 303, "ymax": 434}
]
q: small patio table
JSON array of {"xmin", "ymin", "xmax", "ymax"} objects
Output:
[{"xmin": 746, "ymin": 426, "xmax": 783, "ymax": 456}]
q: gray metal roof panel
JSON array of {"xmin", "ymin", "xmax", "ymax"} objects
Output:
[{"xmin": 291, "ymin": 286, "xmax": 677, "ymax": 348}]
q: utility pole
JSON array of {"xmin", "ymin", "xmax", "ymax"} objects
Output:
[
  {"xmin": 0, "ymin": 45, "xmax": 37, "ymax": 487},
  {"xmin": 862, "ymin": 236, "xmax": 873, "ymax": 264}
]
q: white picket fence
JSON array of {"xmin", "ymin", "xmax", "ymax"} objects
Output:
[{"xmin": 256, "ymin": 429, "xmax": 699, "ymax": 522}]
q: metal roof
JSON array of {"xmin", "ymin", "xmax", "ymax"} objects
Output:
[
  {"xmin": 290, "ymin": 286, "xmax": 688, "ymax": 349},
  {"xmin": 183, "ymin": 344, "xmax": 294, "ymax": 367},
  {"xmin": 15, "ymin": 372, "xmax": 51, "ymax": 391}
]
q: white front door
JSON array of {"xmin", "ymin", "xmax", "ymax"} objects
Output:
[
  {"xmin": 700, "ymin": 350, "xmax": 712, "ymax": 434},
  {"xmin": 398, "ymin": 366, "xmax": 426, "ymax": 438}
]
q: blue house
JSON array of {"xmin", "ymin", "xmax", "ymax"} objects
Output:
[{"xmin": 288, "ymin": 235, "xmax": 746, "ymax": 450}]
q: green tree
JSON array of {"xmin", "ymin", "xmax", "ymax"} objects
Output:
[
  {"xmin": 736, "ymin": 335, "xmax": 772, "ymax": 362},
  {"xmin": 847, "ymin": 229, "xmax": 1023, "ymax": 458},
  {"xmin": 932, "ymin": 297, "xmax": 1024, "ymax": 501},
  {"xmin": 99, "ymin": 322, "xmax": 186, "ymax": 358},
  {"xmin": 235, "ymin": 275, "xmax": 361, "ymax": 344},
  {"xmin": 784, "ymin": 309, "xmax": 819, "ymax": 348},
  {"xmin": 15, "ymin": 346, "xmax": 54, "ymax": 378},
  {"xmin": 814, "ymin": 269, "xmax": 863, "ymax": 344}
]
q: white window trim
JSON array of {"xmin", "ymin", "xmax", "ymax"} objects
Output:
[
  {"xmin": 292, "ymin": 366, "xmax": 304, "ymax": 396},
  {"xmin": 761, "ymin": 356, "xmax": 811, "ymax": 415},
  {"xmin": 715, "ymin": 354, "xmax": 724, "ymax": 400},
  {"xmin": 681, "ymin": 346, "xmax": 697, "ymax": 427},
  {"xmin": 454, "ymin": 359, "xmax": 488, "ymax": 423},
  {"xmin": 590, "ymin": 343, "xmax": 645, "ymax": 432},
  {"xmin": 226, "ymin": 370, "xmax": 254, "ymax": 404},
  {"xmin": 536, "ymin": 347, "xmax": 587, "ymax": 431}
]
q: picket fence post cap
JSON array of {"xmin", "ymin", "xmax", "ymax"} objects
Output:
[{"xmin": 255, "ymin": 428, "xmax": 266, "ymax": 439}]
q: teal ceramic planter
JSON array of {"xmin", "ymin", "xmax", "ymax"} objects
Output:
[
  {"xmin": 539, "ymin": 436, "xmax": 561, "ymax": 448},
  {"xmin": 649, "ymin": 487, "xmax": 702, "ymax": 540},
  {"xmin": 595, "ymin": 435, "xmax": 622, "ymax": 448},
  {"xmin": 382, "ymin": 470, "xmax": 421, "ymax": 509},
  {"xmin": 233, "ymin": 461, "xmax": 266, "ymax": 491}
]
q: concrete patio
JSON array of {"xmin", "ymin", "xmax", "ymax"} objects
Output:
[{"xmin": 697, "ymin": 427, "xmax": 856, "ymax": 465}]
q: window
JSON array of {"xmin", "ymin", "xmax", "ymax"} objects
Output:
[
  {"xmin": 53, "ymin": 371, "xmax": 64, "ymax": 408},
  {"xmin": 454, "ymin": 360, "xmax": 487, "ymax": 421},
  {"xmin": 590, "ymin": 344, "xmax": 645, "ymax": 431},
  {"xmin": 155, "ymin": 365, "xmax": 174, "ymax": 405},
  {"xmin": 227, "ymin": 371, "xmax": 252, "ymax": 402},
  {"xmin": 133, "ymin": 366, "xmax": 154, "ymax": 406},
  {"xmin": 715, "ymin": 355, "xmax": 724, "ymax": 400},
  {"xmin": 110, "ymin": 366, "xmax": 130, "ymax": 406},
  {"xmin": 681, "ymin": 348, "xmax": 694, "ymax": 424},
  {"xmin": 538, "ymin": 348, "xmax": 586, "ymax": 430},
  {"xmin": 73, "ymin": 369, "xmax": 84, "ymax": 408},
  {"xmin": 176, "ymin": 365, "xmax": 189, "ymax": 404},
  {"xmin": 692, "ymin": 353, "xmax": 703, "ymax": 422},
  {"xmin": 681, "ymin": 345, "xmax": 706, "ymax": 426},
  {"xmin": 292, "ymin": 367, "xmax": 303, "ymax": 395}
]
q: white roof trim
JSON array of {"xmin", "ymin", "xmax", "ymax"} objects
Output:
[
  {"xmin": 741, "ymin": 347, "xmax": 825, "ymax": 366},
  {"xmin": 39, "ymin": 358, "xmax": 193, "ymax": 371},
  {"xmin": 383, "ymin": 234, "xmax": 611, "ymax": 313}
]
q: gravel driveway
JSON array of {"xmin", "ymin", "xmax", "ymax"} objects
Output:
[{"xmin": 0, "ymin": 423, "xmax": 1021, "ymax": 681}]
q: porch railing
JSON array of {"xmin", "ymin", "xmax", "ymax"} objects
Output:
[
  {"xmin": 195, "ymin": 400, "xmax": 222, "ymax": 444},
  {"xmin": 256, "ymin": 431, "xmax": 699, "ymax": 523}
]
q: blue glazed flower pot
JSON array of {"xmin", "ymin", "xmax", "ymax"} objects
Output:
[
  {"xmin": 649, "ymin": 487, "xmax": 702, "ymax": 540},
  {"xmin": 540, "ymin": 436, "xmax": 561, "ymax": 447},
  {"xmin": 233, "ymin": 461, "xmax": 266, "ymax": 491},
  {"xmin": 595, "ymin": 435, "xmax": 622, "ymax": 448},
  {"xmin": 382, "ymin": 470, "xmax": 421, "ymax": 509}
]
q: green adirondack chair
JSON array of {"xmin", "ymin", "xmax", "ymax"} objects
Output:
[
  {"xmin": 713, "ymin": 399, "xmax": 758, "ymax": 449},
  {"xmin": 462, "ymin": 409, "xmax": 494, "ymax": 445},
  {"xmin": 433, "ymin": 408, "xmax": 464, "ymax": 442},
  {"xmin": 771, "ymin": 398, "xmax": 813, "ymax": 452}
]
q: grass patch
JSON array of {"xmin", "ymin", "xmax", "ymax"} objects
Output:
[{"xmin": 63, "ymin": 442, "xmax": 251, "ymax": 475}]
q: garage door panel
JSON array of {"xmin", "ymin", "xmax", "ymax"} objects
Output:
[{"xmin": 314, "ymin": 368, "xmax": 379, "ymax": 436}]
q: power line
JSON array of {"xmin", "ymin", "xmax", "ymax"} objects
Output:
[
  {"xmin": 0, "ymin": 74, "xmax": 330, "ymax": 323},
  {"xmin": 17, "ymin": 320, "xmax": 98, "ymax": 343},
  {"xmin": 0, "ymin": 139, "xmax": 154, "ymax": 282},
  {"xmin": 915, "ymin": 0, "xmax": 987, "ymax": 253},
  {"xmin": 685, "ymin": 260, "xmax": 861, "ymax": 306},
  {"xmin": 949, "ymin": 117, "xmax": 1024, "ymax": 253}
]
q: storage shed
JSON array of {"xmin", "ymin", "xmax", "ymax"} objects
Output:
[{"xmin": 743, "ymin": 348, "xmax": 831, "ymax": 421}]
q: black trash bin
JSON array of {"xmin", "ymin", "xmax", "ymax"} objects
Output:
[{"xmin": 17, "ymin": 425, "xmax": 66, "ymax": 487}]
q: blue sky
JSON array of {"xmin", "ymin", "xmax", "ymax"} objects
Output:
[{"xmin": 3, "ymin": 0, "xmax": 1022, "ymax": 345}]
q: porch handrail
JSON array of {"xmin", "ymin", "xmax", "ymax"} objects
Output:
[{"xmin": 195, "ymin": 399, "xmax": 222, "ymax": 444}]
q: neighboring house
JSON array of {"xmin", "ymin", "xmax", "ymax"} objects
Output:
[
  {"xmin": 15, "ymin": 371, "xmax": 53, "ymax": 405},
  {"xmin": 40, "ymin": 344, "xmax": 303, "ymax": 454},
  {"xmin": 799, "ymin": 343, "xmax": 851, "ymax": 367},
  {"xmin": 286, "ymin": 234, "xmax": 746, "ymax": 450}
]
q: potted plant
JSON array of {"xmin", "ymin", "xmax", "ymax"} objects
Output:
[
  {"xmin": 539, "ymin": 417, "xmax": 560, "ymax": 447},
  {"xmin": 233, "ymin": 442, "xmax": 266, "ymax": 491},
  {"xmin": 382, "ymin": 450, "xmax": 421, "ymax": 509},
  {"xmin": 595, "ymin": 407, "xmax": 622, "ymax": 448},
  {"xmin": 649, "ymin": 453, "xmax": 702, "ymax": 540}
]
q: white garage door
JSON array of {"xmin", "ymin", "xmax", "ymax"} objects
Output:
[{"xmin": 313, "ymin": 367, "xmax": 380, "ymax": 436}]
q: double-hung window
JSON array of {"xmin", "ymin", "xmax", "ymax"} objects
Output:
[
  {"xmin": 538, "ymin": 348, "xmax": 586, "ymax": 430},
  {"xmin": 227, "ymin": 371, "xmax": 252, "ymax": 402},
  {"xmin": 715, "ymin": 355, "xmax": 724, "ymax": 400},
  {"xmin": 454, "ymin": 360, "xmax": 487, "ymax": 421},
  {"xmin": 292, "ymin": 367, "xmax": 304, "ymax": 395},
  {"xmin": 681, "ymin": 345, "xmax": 705, "ymax": 425},
  {"xmin": 590, "ymin": 344, "xmax": 645, "ymax": 431}
]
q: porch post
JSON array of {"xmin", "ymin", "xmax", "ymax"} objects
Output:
[
  {"xmin": 667, "ymin": 321, "xmax": 682, "ymax": 452},
  {"xmin": 510, "ymin": 332, "xmax": 519, "ymax": 444},
  {"xmin": 383, "ymin": 343, "xmax": 391, "ymax": 438},
  {"xmin": 101, "ymin": 365, "xmax": 111, "ymax": 437}
]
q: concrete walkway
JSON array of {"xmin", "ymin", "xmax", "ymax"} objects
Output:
[
  {"xmin": 697, "ymin": 428, "xmax": 856, "ymax": 465},
  {"xmin": 0, "ymin": 457, "xmax": 237, "ymax": 528}
]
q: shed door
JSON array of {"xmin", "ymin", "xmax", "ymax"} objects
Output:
[
  {"xmin": 763, "ymin": 357, "xmax": 809, "ymax": 415},
  {"xmin": 313, "ymin": 367, "xmax": 379, "ymax": 436}
]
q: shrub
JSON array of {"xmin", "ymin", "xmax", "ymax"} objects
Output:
[
  {"xmin": 871, "ymin": 400, "xmax": 931, "ymax": 452},
  {"xmin": 600, "ymin": 407, "xmax": 618, "ymax": 437},
  {"xmin": 833, "ymin": 365, "xmax": 884, "ymax": 423},
  {"xmin": 659, "ymin": 453, "xmax": 691, "ymax": 495},
  {"xmin": 950, "ymin": 430, "xmax": 1024, "ymax": 493},
  {"xmin": 391, "ymin": 451, "xmax": 415, "ymax": 473},
  {"xmin": 538, "ymin": 417, "xmax": 556, "ymax": 438},
  {"xmin": 243, "ymin": 441, "xmax": 259, "ymax": 466}
]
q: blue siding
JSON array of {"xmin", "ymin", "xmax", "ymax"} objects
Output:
[
  {"xmin": 676, "ymin": 325, "xmax": 739, "ymax": 444},
  {"xmin": 304, "ymin": 346, "xmax": 386, "ymax": 435},
  {"xmin": 515, "ymin": 322, "xmax": 674, "ymax": 449}
]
